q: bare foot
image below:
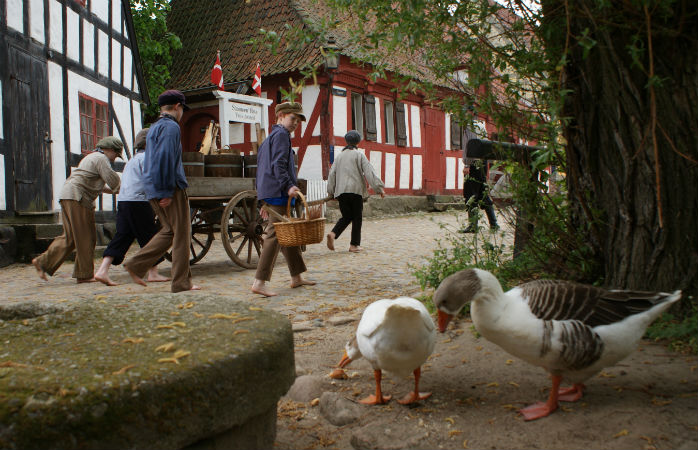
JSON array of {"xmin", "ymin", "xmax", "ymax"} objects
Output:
[
  {"xmin": 188, "ymin": 284, "xmax": 201, "ymax": 291},
  {"xmin": 326, "ymin": 232, "xmax": 335, "ymax": 251},
  {"xmin": 124, "ymin": 267, "xmax": 147, "ymax": 286},
  {"xmin": 77, "ymin": 277, "xmax": 97, "ymax": 284},
  {"xmin": 251, "ymin": 286, "xmax": 278, "ymax": 297},
  {"xmin": 290, "ymin": 278, "xmax": 316, "ymax": 288},
  {"xmin": 146, "ymin": 271, "xmax": 171, "ymax": 282},
  {"xmin": 95, "ymin": 273, "xmax": 118, "ymax": 286},
  {"xmin": 31, "ymin": 258, "xmax": 48, "ymax": 281},
  {"xmin": 349, "ymin": 246, "xmax": 363, "ymax": 253}
]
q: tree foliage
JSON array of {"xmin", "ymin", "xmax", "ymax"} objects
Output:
[
  {"xmin": 311, "ymin": 0, "xmax": 697, "ymax": 303},
  {"xmin": 130, "ymin": 0, "xmax": 181, "ymax": 123}
]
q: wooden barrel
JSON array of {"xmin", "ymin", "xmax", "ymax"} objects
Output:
[
  {"xmin": 205, "ymin": 154, "xmax": 243, "ymax": 177},
  {"xmin": 182, "ymin": 152, "xmax": 204, "ymax": 177},
  {"xmin": 243, "ymin": 154, "xmax": 257, "ymax": 178}
]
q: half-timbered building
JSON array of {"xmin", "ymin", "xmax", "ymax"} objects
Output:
[
  {"xmin": 0, "ymin": 0, "xmax": 148, "ymax": 220},
  {"xmin": 167, "ymin": 0, "xmax": 493, "ymax": 197}
]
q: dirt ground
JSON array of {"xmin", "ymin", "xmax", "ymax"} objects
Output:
[
  {"xmin": 276, "ymin": 313, "xmax": 698, "ymax": 450},
  {"xmin": 2, "ymin": 212, "xmax": 696, "ymax": 449}
]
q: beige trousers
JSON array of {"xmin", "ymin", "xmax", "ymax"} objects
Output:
[
  {"xmin": 35, "ymin": 200, "xmax": 96, "ymax": 280},
  {"xmin": 124, "ymin": 188, "xmax": 192, "ymax": 292},
  {"xmin": 255, "ymin": 203, "xmax": 307, "ymax": 282}
]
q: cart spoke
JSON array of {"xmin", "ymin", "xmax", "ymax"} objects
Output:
[{"xmin": 236, "ymin": 236, "xmax": 249, "ymax": 256}]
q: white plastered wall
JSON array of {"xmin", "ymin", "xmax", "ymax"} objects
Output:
[
  {"xmin": 412, "ymin": 155, "xmax": 422, "ymax": 189},
  {"xmin": 83, "ymin": 20, "xmax": 95, "ymax": 72},
  {"xmin": 369, "ymin": 151, "xmax": 382, "ymax": 182},
  {"xmin": 301, "ymin": 84, "xmax": 320, "ymax": 136},
  {"xmin": 92, "ymin": 0, "xmax": 109, "ymax": 23},
  {"xmin": 7, "ymin": 0, "xmax": 23, "ymax": 33},
  {"xmin": 98, "ymin": 30, "xmax": 109, "ymax": 77},
  {"xmin": 445, "ymin": 113, "xmax": 452, "ymax": 151},
  {"xmin": 0, "ymin": 154, "xmax": 5, "ymax": 210},
  {"xmin": 445, "ymin": 157, "xmax": 456, "ymax": 190},
  {"xmin": 30, "ymin": 0, "xmax": 45, "ymax": 43},
  {"xmin": 384, "ymin": 152, "xmax": 396, "ymax": 188},
  {"xmin": 399, "ymin": 154, "xmax": 410, "ymax": 189},
  {"xmin": 49, "ymin": 0, "xmax": 62, "ymax": 52},
  {"xmin": 375, "ymin": 98, "xmax": 383, "ymax": 143},
  {"xmin": 111, "ymin": 0, "xmax": 121, "ymax": 32},
  {"xmin": 332, "ymin": 87, "xmax": 348, "ymax": 138},
  {"xmin": 297, "ymin": 145, "xmax": 323, "ymax": 180},
  {"xmin": 410, "ymin": 104, "xmax": 421, "ymax": 148},
  {"xmin": 66, "ymin": 8, "xmax": 80, "ymax": 62},
  {"xmin": 111, "ymin": 40, "xmax": 122, "ymax": 85},
  {"xmin": 49, "ymin": 61, "xmax": 66, "ymax": 210},
  {"xmin": 458, "ymin": 159, "xmax": 464, "ymax": 188}
]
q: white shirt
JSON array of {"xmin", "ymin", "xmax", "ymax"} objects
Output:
[{"xmin": 118, "ymin": 150, "xmax": 147, "ymax": 202}]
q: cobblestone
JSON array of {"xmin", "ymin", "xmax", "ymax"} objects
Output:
[{"xmin": 0, "ymin": 211, "xmax": 514, "ymax": 320}]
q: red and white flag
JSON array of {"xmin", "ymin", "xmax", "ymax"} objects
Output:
[
  {"xmin": 211, "ymin": 51, "xmax": 224, "ymax": 90},
  {"xmin": 252, "ymin": 63, "xmax": 262, "ymax": 96}
]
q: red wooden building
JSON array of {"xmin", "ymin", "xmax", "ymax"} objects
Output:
[{"xmin": 167, "ymin": 0, "xmax": 497, "ymax": 196}]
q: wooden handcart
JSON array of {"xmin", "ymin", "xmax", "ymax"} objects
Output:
[{"xmin": 175, "ymin": 177, "xmax": 267, "ymax": 269}]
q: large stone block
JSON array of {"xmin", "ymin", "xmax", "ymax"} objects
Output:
[{"xmin": 0, "ymin": 294, "xmax": 295, "ymax": 449}]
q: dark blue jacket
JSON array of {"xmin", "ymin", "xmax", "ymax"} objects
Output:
[
  {"xmin": 143, "ymin": 115, "xmax": 188, "ymax": 199},
  {"xmin": 255, "ymin": 124, "xmax": 298, "ymax": 200}
]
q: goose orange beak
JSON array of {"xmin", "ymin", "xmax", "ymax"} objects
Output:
[
  {"xmin": 338, "ymin": 350, "xmax": 352, "ymax": 368},
  {"xmin": 437, "ymin": 310, "xmax": 453, "ymax": 333}
]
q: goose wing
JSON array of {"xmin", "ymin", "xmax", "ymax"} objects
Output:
[{"xmin": 520, "ymin": 280, "xmax": 675, "ymax": 327}]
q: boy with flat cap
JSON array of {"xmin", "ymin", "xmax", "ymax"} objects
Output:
[
  {"xmin": 32, "ymin": 137, "xmax": 123, "ymax": 283},
  {"xmin": 251, "ymin": 101, "xmax": 315, "ymax": 297},
  {"xmin": 123, "ymin": 89, "xmax": 200, "ymax": 292}
]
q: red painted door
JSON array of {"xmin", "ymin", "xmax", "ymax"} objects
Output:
[{"xmin": 423, "ymin": 107, "xmax": 444, "ymax": 194}]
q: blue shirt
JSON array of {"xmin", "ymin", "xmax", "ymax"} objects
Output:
[
  {"xmin": 143, "ymin": 114, "xmax": 188, "ymax": 200},
  {"xmin": 118, "ymin": 149, "xmax": 147, "ymax": 202},
  {"xmin": 256, "ymin": 124, "xmax": 298, "ymax": 203}
]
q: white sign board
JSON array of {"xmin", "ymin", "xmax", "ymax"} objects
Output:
[
  {"xmin": 212, "ymin": 90, "xmax": 273, "ymax": 148},
  {"xmin": 228, "ymin": 101, "xmax": 262, "ymax": 124}
]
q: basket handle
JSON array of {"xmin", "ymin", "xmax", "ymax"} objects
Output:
[{"xmin": 286, "ymin": 191, "xmax": 308, "ymax": 219}]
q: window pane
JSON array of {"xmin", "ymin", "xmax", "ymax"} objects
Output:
[
  {"xmin": 81, "ymin": 133, "xmax": 88, "ymax": 151},
  {"xmin": 384, "ymin": 101, "xmax": 395, "ymax": 144},
  {"xmin": 97, "ymin": 121, "xmax": 108, "ymax": 139},
  {"xmin": 96, "ymin": 104, "xmax": 107, "ymax": 121},
  {"xmin": 79, "ymin": 97, "xmax": 87, "ymax": 115},
  {"xmin": 351, "ymin": 93, "xmax": 363, "ymax": 134}
]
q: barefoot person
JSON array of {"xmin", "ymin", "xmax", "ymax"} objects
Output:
[
  {"xmin": 250, "ymin": 101, "xmax": 315, "ymax": 297},
  {"xmin": 32, "ymin": 137, "xmax": 123, "ymax": 283},
  {"xmin": 326, "ymin": 130, "xmax": 385, "ymax": 253},
  {"xmin": 95, "ymin": 128, "xmax": 169, "ymax": 286},
  {"xmin": 123, "ymin": 90, "xmax": 200, "ymax": 292}
]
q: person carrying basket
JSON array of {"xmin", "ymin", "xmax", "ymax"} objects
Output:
[{"xmin": 250, "ymin": 102, "xmax": 316, "ymax": 297}]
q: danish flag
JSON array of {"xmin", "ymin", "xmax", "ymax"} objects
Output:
[
  {"xmin": 211, "ymin": 50, "xmax": 224, "ymax": 90},
  {"xmin": 252, "ymin": 63, "xmax": 262, "ymax": 96}
]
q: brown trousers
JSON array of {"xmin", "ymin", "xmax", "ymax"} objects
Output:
[
  {"xmin": 35, "ymin": 200, "xmax": 96, "ymax": 280},
  {"xmin": 124, "ymin": 188, "xmax": 192, "ymax": 292},
  {"xmin": 255, "ymin": 203, "xmax": 307, "ymax": 282}
]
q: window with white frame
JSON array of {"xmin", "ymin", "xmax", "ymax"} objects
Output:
[
  {"xmin": 79, "ymin": 93, "xmax": 109, "ymax": 154},
  {"xmin": 383, "ymin": 100, "xmax": 395, "ymax": 144},
  {"xmin": 351, "ymin": 92, "xmax": 363, "ymax": 136}
]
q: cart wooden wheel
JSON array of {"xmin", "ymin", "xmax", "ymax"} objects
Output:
[
  {"xmin": 221, "ymin": 190, "xmax": 267, "ymax": 269},
  {"xmin": 164, "ymin": 206, "xmax": 215, "ymax": 265}
]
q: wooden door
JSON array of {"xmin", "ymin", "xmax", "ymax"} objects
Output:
[
  {"xmin": 423, "ymin": 107, "xmax": 444, "ymax": 194},
  {"xmin": 9, "ymin": 46, "xmax": 51, "ymax": 212}
]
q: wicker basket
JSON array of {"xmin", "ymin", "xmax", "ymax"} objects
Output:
[{"xmin": 274, "ymin": 192, "xmax": 325, "ymax": 247}]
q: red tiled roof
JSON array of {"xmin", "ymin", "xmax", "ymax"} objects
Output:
[
  {"xmin": 167, "ymin": 0, "xmax": 451, "ymax": 93},
  {"xmin": 168, "ymin": 0, "xmax": 323, "ymax": 92}
]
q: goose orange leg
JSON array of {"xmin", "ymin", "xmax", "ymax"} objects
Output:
[
  {"xmin": 359, "ymin": 370, "xmax": 392, "ymax": 405},
  {"xmin": 398, "ymin": 367, "xmax": 432, "ymax": 404},
  {"xmin": 558, "ymin": 383, "xmax": 585, "ymax": 402},
  {"xmin": 519, "ymin": 374, "xmax": 562, "ymax": 421}
]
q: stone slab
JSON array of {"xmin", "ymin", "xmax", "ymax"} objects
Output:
[{"xmin": 0, "ymin": 293, "xmax": 295, "ymax": 450}]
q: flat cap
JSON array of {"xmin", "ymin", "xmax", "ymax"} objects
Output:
[
  {"xmin": 275, "ymin": 102, "xmax": 306, "ymax": 121},
  {"xmin": 158, "ymin": 89, "xmax": 190, "ymax": 111},
  {"xmin": 344, "ymin": 130, "xmax": 361, "ymax": 146},
  {"xmin": 96, "ymin": 136, "xmax": 124, "ymax": 154},
  {"xmin": 134, "ymin": 128, "xmax": 149, "ymax": 150}
]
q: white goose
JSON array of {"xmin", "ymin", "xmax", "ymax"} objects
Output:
[
  {"xmin": 433, "ymin": 268, "xmax": 682, "ymax": 420},
  {"xmin": 337, "ymin": 297, "xmax": 436, "ymax": 405}
]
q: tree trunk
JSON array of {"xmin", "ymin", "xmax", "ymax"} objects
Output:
[{"xmin": 543, "ymin": 1, "xmax": 698, "ymax": 299}]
